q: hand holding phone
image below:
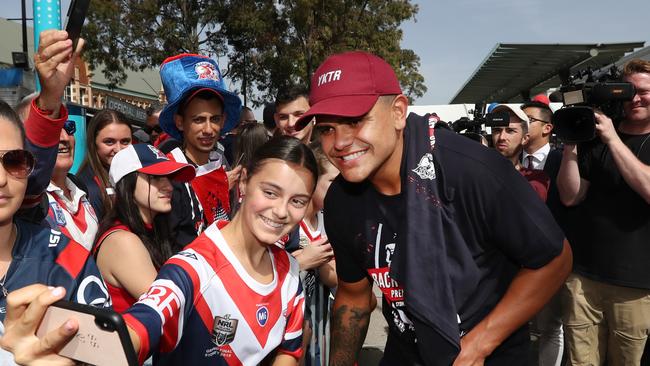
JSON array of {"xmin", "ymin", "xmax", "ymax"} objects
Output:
[
  {"xmin": 65, "ymin": 0, "xmax": 90, "ymax": 52},
  {"xmin": 0, "ymin": 285, "xmax": 77, "ymax": 365},
  {"xmin": 36, "ymin": 301, "xmax": 138, "ymax": 366}
]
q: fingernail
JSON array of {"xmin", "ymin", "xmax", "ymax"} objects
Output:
[
  {"xmin": 51, "ymin": 287, "xmax": 63, "ymax": 297},
  {"xmin": 47, "ymin": 286, "xmax": 54, "ymax": 290}
]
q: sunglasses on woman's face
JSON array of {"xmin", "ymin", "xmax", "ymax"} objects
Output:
[
  {"xmin": 63, "ymin": 120, "xmax": 76, "ymax": 136},
  {"xmin": 0, "ymin": 149, "xmax": 35, "ymax": 179}
]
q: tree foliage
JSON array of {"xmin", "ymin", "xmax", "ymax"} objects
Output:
[{"xmin": 83, "ymin": 0, "xmax": 426, "ymax": 106}]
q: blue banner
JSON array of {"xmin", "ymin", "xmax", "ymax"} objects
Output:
[{"xmin": 0, "ymin": 69, "xmax": 23, "ymax": 87}]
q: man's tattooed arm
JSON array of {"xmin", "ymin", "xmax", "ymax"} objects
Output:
[{"xmin": 329, "ymin": 278, "xmax": 374, "ymax": 366}]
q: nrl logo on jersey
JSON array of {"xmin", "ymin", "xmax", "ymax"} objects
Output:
[
  {"xmin": 412, "ymin": 153, "xmax": 436, "ymax": 180},
  {"xmin": 212, "ymin": 314, "xmax": 238, "ymax": 346}
]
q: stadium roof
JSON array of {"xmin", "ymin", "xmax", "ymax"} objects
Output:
[{"xmin": 450, "ymin": 42, "xmax": 645, "ymax": 104}]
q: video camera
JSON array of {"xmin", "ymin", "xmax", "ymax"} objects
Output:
[
  {"xmin": 451, "ymin": 102, "xmax": 510, "ymax": 143},
  {"xmin": 552, "ymin": 65, "xmax": 635, "ymax": 142}
]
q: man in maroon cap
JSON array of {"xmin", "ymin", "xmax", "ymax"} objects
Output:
[{"xmin": 295, "ymin": 51, "xmax": 573, "ymax": 365}]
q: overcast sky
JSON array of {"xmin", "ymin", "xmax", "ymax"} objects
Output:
[{"xmin": 4, "ymin": 0, "xmax": 650, "ymax": 106}]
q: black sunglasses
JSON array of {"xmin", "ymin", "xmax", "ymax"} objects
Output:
[
  {"xmin": 0, "ymin": 149, "xmax": 35, "ymax": 179},
  {"xmin": 64, "ymin": 120, "xmax": 76, "ymax": 136}
]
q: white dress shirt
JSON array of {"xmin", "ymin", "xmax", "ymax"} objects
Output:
[{"xmin": 523, "ymin": 143, "xmax": 551, "ymax": 170}]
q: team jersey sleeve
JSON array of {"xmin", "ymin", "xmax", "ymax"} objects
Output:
[
  {"xmin": 23, "ymin": 101, "xmax": 68, "ymax": 209},
  {"xmin": 277, "ymin": 263, "xmax": 305, "ymax": 359},
  {"xmin": 123, "ymin": 253, "xmax": 201, "ymax": 364}
]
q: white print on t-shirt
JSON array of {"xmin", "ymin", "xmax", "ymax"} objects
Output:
[
  {"xmin": 412, "ymin": 152, "xmax": 436, "ymax": 180},
  {"xmin": 374, "ymin": 223, "xmax": 395, "ymax": 268},
  {"xmin": 368, "ymin": 223, "xmax": 414, "ymax": 333},
  {"xmin": 385, "ymin": 243, "xmax": 395, "ymax": 266}
]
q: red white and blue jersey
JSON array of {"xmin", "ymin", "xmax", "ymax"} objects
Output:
[
  {"xmin": 169, "ymin": 148, "xmax": 231, "ymax": 224},
  {"xmin": 124, "ymin": 223, "xmax": 305, "ymax": 365},
  {"xmin": 0, "ymin": 220, "xmax": 111, "ymax": 365},
  {"xmin": 45, "ymin": 179, "xmax": 99, "ymax": 251}
]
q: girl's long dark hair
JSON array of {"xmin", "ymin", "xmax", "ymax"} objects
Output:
[
  {"xmin": 96, "ymin": 172, "xmax": 173, "ymax": 268},
  {"xmin": 79, "ymin": 109, "xmax": 132, "ymax": 214}
]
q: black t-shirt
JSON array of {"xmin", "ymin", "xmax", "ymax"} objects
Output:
[
  {"xmin": 324, "ymin": 119, "xmax": 565, "ymax": 364},
  {"xmin": 574, "ymin": 132, "xmax": 650, "ymax": 288}
]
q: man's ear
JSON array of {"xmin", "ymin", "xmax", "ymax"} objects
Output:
[
  {"xmin": 174, "ymin": 114, "xmax": 185, "ymax": 132},
  {"xmin": 522, "ymin": 132, "xmax": 530, "ymax": 146},
  {"xmin": 391, "ymin": 94, "xmax": 409, "ymax": 130},
  {"xmin": 543, "ymin": 122, "xmax": 554, "ymax": 135}
]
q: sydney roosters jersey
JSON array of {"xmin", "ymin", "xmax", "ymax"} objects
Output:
[
  {"xmin": 0, "ymin": 220, "xmax": 111, "ymax": 321},
  {"xmin": 124, "ymin": 223, "xmax": 305, "ymax": 365},
  {"xmin": 45, "ymin": 179, "xmax": 99, "ymax": 251},
  {"xmin": 169, "ymin": 148, "xmax": 230, "ymax": 224}
]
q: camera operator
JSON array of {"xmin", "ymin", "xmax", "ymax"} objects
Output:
[{"xmin": 557, "ymin": 59, "xmax": 650, "ymax": 365}]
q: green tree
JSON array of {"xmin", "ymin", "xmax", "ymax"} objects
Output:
[{"xmin": 83, "ymin": 0, "xmax": 426, "ymax": 106}]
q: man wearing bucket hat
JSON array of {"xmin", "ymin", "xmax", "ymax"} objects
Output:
[
  {"xmin": 296, "ymin": 51, "xmax": 573, "ymax": 365},
  {"xmin": 158, "ymin": 54, "xmax": 243, "ymax": 248}
]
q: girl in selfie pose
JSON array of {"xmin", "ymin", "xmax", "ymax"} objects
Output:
[
  {"xmin": 0, "ymin": 100, "xmax": 110, "ymax": 362},
  {"xmin": 121, "ymin": 136, "xmax": 314, "ymax": 366},
  {"xmin": 1, "ymin": 136, "xmax": 315, "ymax": 366},
  {"xmin": 93, "ymin": 144, "xmax": 195, "ymax": 313},
  {"xmin": 76, "ymin": 109, "xmax": 133, "ymax": 220}
]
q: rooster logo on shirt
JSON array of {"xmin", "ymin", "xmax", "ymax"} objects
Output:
[{"xmin": 412, "ymin": 153, "xmax": 436, "ymax": 180}]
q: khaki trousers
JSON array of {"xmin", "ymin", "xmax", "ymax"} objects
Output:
[{"xmin": 561, "ymin": 273, "xmax": 650, "ymax": 366}]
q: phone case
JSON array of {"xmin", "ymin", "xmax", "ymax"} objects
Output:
[
  {"xmin": 64, "ymin": 0, "xmax": 91, "ymax": 51},
  {"xmin": 36, "ymin": 301, "xmax": 138, "ymax": 366}
]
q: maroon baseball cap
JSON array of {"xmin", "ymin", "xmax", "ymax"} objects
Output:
[{"xmin": 295, "ymin": 51, "xmax": 402, "ymax": 130}]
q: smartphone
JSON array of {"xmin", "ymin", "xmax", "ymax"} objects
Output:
[
  {"xmin": 64, "ymin": 0, "xmax": 91, "ymax": 51},
  {"xmin": 36, "ymin": 300, "xmax": 138, "ymax": 366}
]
